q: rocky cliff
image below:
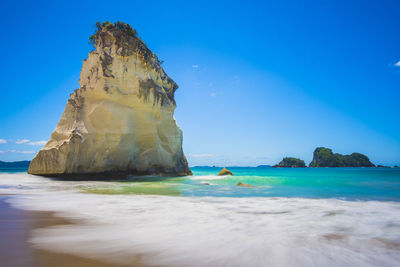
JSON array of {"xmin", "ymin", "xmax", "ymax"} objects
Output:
[
  {"xmin": 309, "ymin": 147, "xmax": 374, "ymax": 167},
  {"xmin": 28, "ymin": 21, "xmax": 192, "ymax": 177}
]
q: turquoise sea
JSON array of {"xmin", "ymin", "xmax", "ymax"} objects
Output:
[
  {"xmin": 3, "ymin": 166, "xmax": 399, "ymax": 200},
  {"xmin": 1, "ymin": 167, "xmax": 400, "ymax": 266},
  {"xmin": 190, "ymin": 167, "xmax": 400, "ymax": 200}
]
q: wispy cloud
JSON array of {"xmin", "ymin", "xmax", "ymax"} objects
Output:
[
  {"xmin": 192, "ymin": 64, "xmax": 199, "ymax": 69},
  {"xmin": 395, "ymin": 61, "xmax": 400, "ymax": 67},
  {"xmin": 0, "ymin": 150, "xmax": 36, "ymax": 154},
  {"xmin": 27, "ymin": 141, "xmax": 47, "ymax": 146},
  {"xmin": 188, "ymin": 153, "xmax": 216, "ymax": 158},
  {"xmin": 0, "ymin": 139, "xmax": 6, "ymax": 144},
  {"xmin": 210, "ymin": 92, "xmax": 216, "ymax": 97},
  {"xmin": 16, "ymin": 139, "xmax": 30, "ymax": 144},
  {"xmin": 15, "ymin": 139, "xmax": 47, "ymax": 146}
]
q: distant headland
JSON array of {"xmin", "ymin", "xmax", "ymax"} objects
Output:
[{"xmin": 0, "ymin": 160, "xmax": 30, "ymax": 168}]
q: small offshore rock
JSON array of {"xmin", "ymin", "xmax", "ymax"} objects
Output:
[
  {"xmin": 273, "ymin": 157, "xmax": 306, "ymax": 168},
  {"xmin": 218, "ymin": 167, "xmax": 234, "ymax": 176},
  {"xmin": 237, "ymin": 182, "xmax": 254, "ymax": 187},
  {"xmin": 377, "ymin": 165, "xmax": 390, "ymax": 168}
]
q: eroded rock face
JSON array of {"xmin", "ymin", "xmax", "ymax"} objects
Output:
[{"xmin": 28, "ymin": 23, "xmax": 192, "ymax": 177}]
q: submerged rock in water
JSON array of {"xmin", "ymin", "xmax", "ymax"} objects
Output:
[
  {"xmin": 218, "ymin": 167, "xmax": 233, "ymax": 176},
  {"xmin": 28, "ymin": 21, "xmax": 191, "ymax": 178},
  {"xmin": 237, "ymin": 182, "xmax": 253, "ymax": 187}
]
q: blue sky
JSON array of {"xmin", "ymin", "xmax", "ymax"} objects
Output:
[{"xmin": 0, "ymin": 0, "xmax": 399, "ymax": 166}]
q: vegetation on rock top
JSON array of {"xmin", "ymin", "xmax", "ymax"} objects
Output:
[
  {"xmin": 274, "ymin": 157, "xmax": 306, "ymax": 168},
  {"xmin": 88, "ymin": 21, "xmax": 164, "ymax": 66},
  {"xmin": 89, "ymin": 21, "xmax": 138, "ymax": 45},
  {"xmin": 309, "ymin": 147, "xmax": 375, "ymax": 167}
]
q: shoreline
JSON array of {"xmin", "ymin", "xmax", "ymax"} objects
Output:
[
  {"xmin": 0, "ymin": 195, "xmax": 144, "ymax": 267},
  {"xmin": 1, "ymin": 171, "xmax": 400, "ymax": 266}
]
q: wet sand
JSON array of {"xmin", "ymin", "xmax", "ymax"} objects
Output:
[{"xmin": 0, "ymin": 195, "xmax": 144, "ymax": 267}]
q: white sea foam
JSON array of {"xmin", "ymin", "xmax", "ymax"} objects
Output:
[
  {"xmin": 2, "ymin": 173, "xmax": 400, "ymax": 267},
  {"xmin": 190, "ymin": 175, "xmax": 226, "ymax": 180}
]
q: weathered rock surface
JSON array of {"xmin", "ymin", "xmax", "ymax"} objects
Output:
[
  {"xmin": 28, "ymin": 22, "xmax": 192, "ymax": 177},
  {"xmin": 218, "ymin": 167, "xmax": 233, "ymax": 176},
  {"xmin": 309, "ymin": 147, "xmax": 374, "ymax": 167}
]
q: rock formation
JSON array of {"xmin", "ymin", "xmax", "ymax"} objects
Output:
[
  {"xmin": 309, "ymin": 147, "xmax": 374, "ymax": 167},
  {"xmin": 273, "ymin": 157, "xmax": 306, "ymax": 168},
  {"xmin": 237, "ymin": 182, "xmax": 254, "ymax": 187},
  {"xmin": 28, "ymin": 21, "xmax": 192, "ymax": 177},
  {"xmin": 218, "ymin": 167, "xmax": 233, "ymax": 176}
]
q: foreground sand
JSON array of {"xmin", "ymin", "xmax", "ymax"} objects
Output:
[{"xmin": 0, "ymin": 195, "xmax": 144, "ymax": 267}]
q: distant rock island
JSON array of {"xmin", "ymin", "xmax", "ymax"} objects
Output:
[
  {"xmin": 273, "ymin": 157, "xmax": 306, "ymax": 168},
  {"xmin": 28, "ymin": 21, "xmax": 191, "ymax": 177},
  {"xmin": 0, "ymin": 160, "xmax": 30, "ymax": 168},
  {"xmin": 309, "ymin": 147, "xmax": 375, "ymax": 167}
]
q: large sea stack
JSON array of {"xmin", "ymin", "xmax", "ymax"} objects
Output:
[{"xmin": 28, "ymin": 21, "xmax": 192, "ymax": 177}]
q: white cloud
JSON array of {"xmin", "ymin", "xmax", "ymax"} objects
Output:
[
  {"xmin": 0, "ymin": 150, "xmax": 36, "ymax": 154},
  {"xmin": 28, "ymin": 140, "xmax": 47, "ymax": 146},
  {"xmin": 0, "ymin": 139, "xmax": 6, "ymax": 144},
  {"xmin": 188, "ymin": 153, "xmax": 216, "ymax": 158},
  {"xmin": 210, "ymin": 93, "xmax": 216, "ymax": 97},
  {"xmin": 14, "ymin": 139, "xmax": 47, "ymax": 146},
  {"xmin": 192, "ymin": 64, "xmax": 199, "ymax": 69},
  {"xmin": 16, "ymin": 139, "xmax": 30, "ymax": 144},
  {"xmin": 395, "ymin": 61, "xmax": 400, "ymax": 67}
]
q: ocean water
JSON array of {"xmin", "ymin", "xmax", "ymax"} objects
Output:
[{"xmin": 1, "ymin": 167, "xmax": 400, "ymax": 266}]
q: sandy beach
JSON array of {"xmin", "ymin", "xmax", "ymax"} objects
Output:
[
  {"xmin": 0, "ymin": 195, "xmax": 144, "ymax": 267},
  {"xmin": 1, "ymin": 171, "xmax": 400, "ymax": 267}
]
